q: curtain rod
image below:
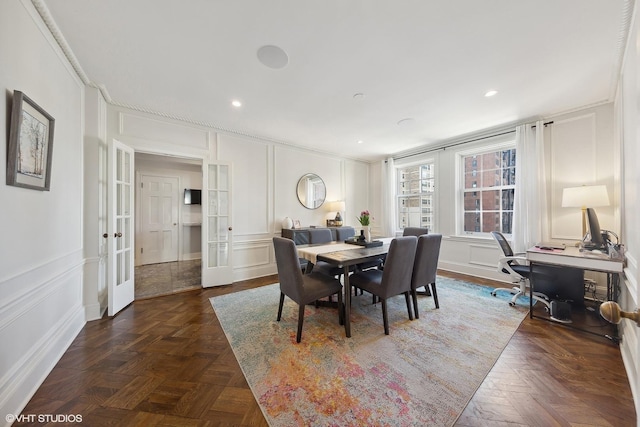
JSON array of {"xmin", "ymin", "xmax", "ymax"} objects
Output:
[{"xmin": 392, "ymin": 121, "xmax": 554, "ymax": 161}]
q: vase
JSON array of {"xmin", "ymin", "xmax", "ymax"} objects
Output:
[
  {"xmin": 282, "ymin": 217, "xmax": 293, "ymax": 229},
  {"xmin": 365, "ymin": 226, "xmax": 371, "ymax": 242}
]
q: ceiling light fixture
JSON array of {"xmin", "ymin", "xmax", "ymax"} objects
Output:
[
  {"xmin": 357, "ymin": 140, "xmax": 364, "ymax": 144},
  {"xmin": 231, "ymin": 100, "xmax": 242, "ymax": 108},
  {"xmin": 484, "ymin": 90, "xmax": 498, "ymax": 97},
  {"xmin": 257, "ymin": 45, "xmax": 289, "ymax": 69}
]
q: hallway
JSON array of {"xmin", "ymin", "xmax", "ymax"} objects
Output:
[{"xmin": 134, "ymin": 259, "xmax": 201, "ymax": 300}]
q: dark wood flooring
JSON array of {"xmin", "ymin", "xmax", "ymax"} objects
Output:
[{"xmin": 17, "ymin": 271, "xmax": 636, "ymax": 426}]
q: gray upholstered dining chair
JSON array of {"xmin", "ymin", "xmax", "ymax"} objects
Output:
[
  {"xmin": 349, "ymin": 236, "xmax": 418, "ymax": 335},
  {"xmin": 272, "ymin": 237, "xmax": 344, "ymax": 343},
  {"xmin": 410, "ymin": 234, "xmax": 442, "ymax": 318},
  {"xmin": 403, "ymin": 227, "xmax": 429, "ymax": 237}
]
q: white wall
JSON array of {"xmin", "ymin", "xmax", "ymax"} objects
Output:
[
  {"xmin": 616, "ymin": 0, "xmax": 640, "ymax": 416},
  {"xmin": 0, "ymin": 0, "xmax": 86, "ymax": 420},
  {"xmin": 107, "ymin": 106, "xmax": 371, "ymax": 282},
  {"xmin": 370, "ymin": 104, "xmax": 617, "ymax": 283}
]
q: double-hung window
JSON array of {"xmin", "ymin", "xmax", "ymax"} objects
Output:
[
  {"xmin": 397, "ymin": 162, "xmax": 435, "ymax": 231},
  {"xmin": 462, "ymin": 148, "xmax": 515, "ymax": 235}
]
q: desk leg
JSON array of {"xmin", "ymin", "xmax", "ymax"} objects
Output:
[
  {"xmin": 529, "ymin": 263, "xmax": 534, "ymax": 319},
  {"xmin": 343, "ymin": 265, "xmax": 351, "ymax": 338}
]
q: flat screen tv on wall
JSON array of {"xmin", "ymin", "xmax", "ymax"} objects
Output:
[{"xmin": 184, "ymin": 189, "xmax": 201, "ymax": 205}]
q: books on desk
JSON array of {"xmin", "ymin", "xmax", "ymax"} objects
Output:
[{"xmin": 535, "ymin": 242, "xmax": 566, "ymax": 251}]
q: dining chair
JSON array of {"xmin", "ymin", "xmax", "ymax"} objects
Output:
[
  {"xmin": 273, "ymin": 237, "xmax": 344, "ymax": 343},
  {"xmin": 349, "ymin": 236, "xmax": 418, "ymax": 335},
  {"xmin": 410, "ymin": 234, "xmax": 442, "ymax": 318},
  {"xmin": 403, "ymin": 227, "xmax": 429, "ymax": 237}
]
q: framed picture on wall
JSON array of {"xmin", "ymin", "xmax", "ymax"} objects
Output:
[{"xmin": 7, "ymin": 90, "xmax": 55, "ymax": 191}]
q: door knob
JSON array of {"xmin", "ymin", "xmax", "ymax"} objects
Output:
[
  {"xmin": 228, "ymin": 227, "xmax": 233, "ymax": 231},
  {"xmin": 103, "ymin": 233, "xmax": 108, "ymax": 238},
  {"xmin": 115, "ymin": 232, "xmax": 122, "ymax": 238}
]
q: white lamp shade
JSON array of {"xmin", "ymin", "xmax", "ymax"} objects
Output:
[
  {"xmin": 329, "ymin": 201, "xmax": 346, "ymax": 212},
  {"xmin": 561, "ymin": 185, "xmax": 610, "ymax": 208}
]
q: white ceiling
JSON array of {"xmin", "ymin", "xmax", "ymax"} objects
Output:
[{"xmin": 39, "ymin": 0, "xmax": 630, "ymax": 162}]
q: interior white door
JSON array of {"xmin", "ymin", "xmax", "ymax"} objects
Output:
[
  {"xmin": 139, "ymin": 174, "xmax": 179, "ymax": 265},
  {"xmin": 108, "ymin": 140, "xmax": 135, "ymax": 316},
  {"xmin": 202, "ymin": 161, "xmax": 233, "ymax": 287}
]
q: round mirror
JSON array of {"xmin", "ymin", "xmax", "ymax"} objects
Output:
[{"xmin": 296, "ymin": 173, "xmax": 326, "ymax": 209}]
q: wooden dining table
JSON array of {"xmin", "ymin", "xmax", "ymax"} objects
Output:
[{"xmin": 296, "ymin": 238, "xmax": 393, "ymax": 337}]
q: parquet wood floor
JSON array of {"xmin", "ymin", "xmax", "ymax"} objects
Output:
[{"xmin": 17, "ymin": 272, "xmax": 635, "ymax": 426}]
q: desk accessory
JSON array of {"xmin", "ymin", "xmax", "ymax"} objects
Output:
[{"xmin": 345, "ymin": 240, "xmax": 383, "ymax": 248}]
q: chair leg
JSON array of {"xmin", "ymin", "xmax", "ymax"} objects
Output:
[
  {"xmin": 337, "ymin": 291, "xmax": 344, "ymax": 326},
  {"xmin": 381, "ymin": 299, "xmax": 389, "ymax": 335},
  {"xmin": 412, "ymin": 289, "xmax": 419, "ymax": 319},
  {"xmin": 404, "ymin": 291, "xmax": 414, "ymax": 320},
  {"xmin": 431, "ymin": 283, "xmax": 439, "ymax": 309},
  {"xmin": 296, "ymin": 304, "xmax": 305, "ymax": 343},
  {"xmin": 277, "ymin": 292, "xmax": 285, "ymax": 321}
]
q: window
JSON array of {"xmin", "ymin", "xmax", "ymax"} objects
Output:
[
  {"xmin": 397, "ymin": 163, "xmax": 435, "ymax": 231},
  {"xmin": 462, "ymin": 148, "xmax": 515, "ymax": 235}
]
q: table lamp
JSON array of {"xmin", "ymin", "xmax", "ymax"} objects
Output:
[
  {"xmin": 561, "ymin": 185, "xmax": 610, "ymax": 238},
  {"xmin": 330, "ymin": 201, "xmax": 345, "ymax": 226}
]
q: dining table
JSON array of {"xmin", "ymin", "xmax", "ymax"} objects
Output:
[{"xmin": 296, "ymin": 237, "xmax": 393, "ymax": 338}]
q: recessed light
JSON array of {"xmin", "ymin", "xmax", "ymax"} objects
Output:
[
  {"xmin": 231, "ymin": 100, "xmax": 242, "ymax": 108},
  {"xmin": 484, "ymin": 90, "xmax": 498, "ymax": 97},
  {"xmin": 357, "ymin": 140, "xmax": 364, "ymax": 144},
  {"xmin": 257, "ymin": 45, "xmax": 289, "ymax": 69}
]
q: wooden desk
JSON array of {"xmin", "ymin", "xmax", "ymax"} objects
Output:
[
  {"xmin": 297, "ymin": 238, "xmax": 392, "ymax": 338},
  {"xmin": 526, "ymin": 246, "xmax": 624, "ymax": 341}
]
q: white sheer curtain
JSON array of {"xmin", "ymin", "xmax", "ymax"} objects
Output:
[
  {"xmin": 381, "ymin": 157, "xmax": 397, "ymax": 237},
  {"xmin": 512, "ymin": 121, "xmax": 549, "ymax": 253}
]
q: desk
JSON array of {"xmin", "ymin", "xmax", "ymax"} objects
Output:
[
  {"xmin": 526, "ymin": 246, "xmax": 624, "ymax": 340},
  {"xmin": 297, "ymin": 238, "xmax": 392, "ymax": 338}
]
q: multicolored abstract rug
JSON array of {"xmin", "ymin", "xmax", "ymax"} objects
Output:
[{"xmin": 210, "ymin": 277, "xmax": 529, "ymax": 426}]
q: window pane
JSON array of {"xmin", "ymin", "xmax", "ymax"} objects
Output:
[
  {"xmin": 464, "ymin": 212, "xmax": 481, "ymax": 232},
  {"xmin": 482, "ymin": 211, "xmax": 500, "ymax": 233},
  {"xmin": 482, "ymin": 190, "xmax": 500, "ymax": 210},
  {"xmin": 464, "ymin": 192, "xmax": 480, "ymax": 210},
  {"xmin": 502, "ymin": 212, "xmax": 513, "ymax": 234},
  {"xmin": 502, "ymin": 167, "xmax": 515, "ymax": 185},
  {"xmin": 501, "ymin": 189, "xmax": 514, "ymax": 210},
  {"xmin": 481, "ymin": 169, "xmax": 500, "ymax": 188}
]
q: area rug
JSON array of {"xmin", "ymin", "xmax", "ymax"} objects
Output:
[{"xmin": 210, "ymin": 277, "xmax": 529, "ymax": 426}]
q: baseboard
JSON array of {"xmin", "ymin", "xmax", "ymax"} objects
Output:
[{"xmin": 0, "ymin": 303, "xmax": 85, "ymax": 425}]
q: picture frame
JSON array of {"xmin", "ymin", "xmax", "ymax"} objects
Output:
[
  {"xmin": 7, "ymin": 91, "xmax": 55, "ymax": 191},
  {"xmin": 293, "ymin": 219, "xmax": 301, "ymax": 229}
]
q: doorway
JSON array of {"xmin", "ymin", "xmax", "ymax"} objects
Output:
[{"xmin": 134, "ymin": 152, "xmax": 203, "ymax": 299}]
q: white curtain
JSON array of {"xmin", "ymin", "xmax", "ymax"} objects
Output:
[
  {"xmin": 381, "ymin": 157, "xmax": 397, "ymax": 237},
  {"xmin": 512, "ymin": 121, "xmax": 549, "ymax": 253}
]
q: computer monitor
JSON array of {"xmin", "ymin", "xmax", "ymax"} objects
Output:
[{"xmin": 586, "ymin": 207, "xmax": 606, "ymax": 249}]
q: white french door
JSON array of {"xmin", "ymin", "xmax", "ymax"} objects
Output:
[
  {"xmin": 202, "ymin": 161, "xmax": 233, "ymax": 287},
  {"xmin": 108, "ymin": 140, "xmax": 135, "ymax": 316}
]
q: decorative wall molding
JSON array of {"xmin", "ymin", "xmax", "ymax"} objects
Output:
[{"xmin": 233, "ymin": 241, "xmax": 272, "ymax": 269}]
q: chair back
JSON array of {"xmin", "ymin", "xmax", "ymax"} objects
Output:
[
  {"xmin": 309, "ymin": 228, "xmax": 333, "ymax": 244},
  {"xmin": 491, "ymin": 231, "xmax": 514, "ymax": 257},
  {"xmin": 336, "ymin": 227, "xmax": 356, "ymax": 241},
  {"xmin": 273, "ymin": 237, "xmax": 304, "ymax": 302},
  {"xmin": 402, "ymin": 227, "xmax": 429, "ymax": 237},
  {"xmin": 411, "ymin": 234, "xmax": 442, "ymax": 290},
  {"xmin": 380, "ymin": 236, "xmax": 417, "ymax": 297}
]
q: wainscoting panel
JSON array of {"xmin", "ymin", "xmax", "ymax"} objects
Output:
[
  {"xmin": 0, "ymin": 255, "xmax": 85, "ymax": 422},
  {"xmin": 233, "ymin": 241, "xmax": 272, "ymax": 270}
]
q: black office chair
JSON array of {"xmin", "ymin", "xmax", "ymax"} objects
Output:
[{"xmin": 490, "ymin": 231, "xmax": 552, "ymax": 310}]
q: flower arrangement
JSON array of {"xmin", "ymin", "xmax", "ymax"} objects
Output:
[{"xmin": 356, "ymin": 210, "xmax": 371, "ymax": 226}]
